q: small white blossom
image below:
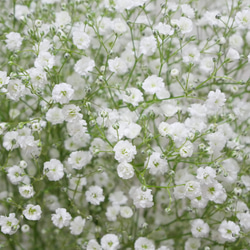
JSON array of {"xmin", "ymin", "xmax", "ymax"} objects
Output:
[
  {"xmin": 23, "ymin": 204, "xmax": 42, "ymax": 221},
  {"xmin": 43, "ymin": 159, "xmax": 64, "ymax": 181},
  {"xmin": 51, "ymin": 208, "xmax": 72, "ymax": 229}
]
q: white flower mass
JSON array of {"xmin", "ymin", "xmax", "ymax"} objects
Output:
[{"xmin": 0, "ymin": 0, "xmax": 250, "ymax": 249}]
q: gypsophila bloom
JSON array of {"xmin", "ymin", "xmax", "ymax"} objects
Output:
[
  {"xmin": 87, "ymin": 239, "xmax": 102, "ymax": 250},
  {"xmin": 62, "ymin": 104, "xmax": 83, "ymax": 122},
  {"xmin": 7, "ymin": 165, "xmax": 25, "ymax": 185},
  {"xmin": 0, "ymin": 71, "xmax": 9, "ymax": 88},
  {"xmin": 121, "ymin": 87, "xmax": 143, "ymax": 106},
  {"xmin": 43, "ymin": 159, "xmax": 64, "ymax": 181},
  {"xmin": 132, "ymin": 187, "xmax": 154, "ymax": 208},
  {"xmin": 113, "ymin": 140, "xmax": 137, "ymax": 163},
  {"xmin": 70, "ymin": 216, "xmax": 85, "ymax": 235},
  {"xmin": 51, "ymin": 208, "xmax": 72, "ymax": 229},
  {"xmin": 68, "ymin": 150, "xmax": 92, "ymax": 170},
  {"xmin": 154, "ymin": 22, "xmax": 174, "ymax": 36},
  {"xmin": 74, "ymin": 56, "xmax": 95, "ymax": 76},
  {"xmin": 108, "ymin": 57, "xmax": 128, "ymax": 75},
  {"xmin": 134, "ymin": 237, "xmax": 155, "ymax": 250},
  {"xmin": 180, "ymin": 141, "xmax": 194, "ymax": 158},
  {"xmin": 142, "ymin": 75, "xmax": 165, "ymax": 95},
  {"xmin": 218, "ymin": 220, "xmax": 240, "ymax": 242},
  {"xmin": 72, "ymin": 30, "xmax": 91, "ymax": 50},
  {"xmin": 23, "ymin": 204, "xmax": 42, "ymax": 221},
  {"xmin": 21, "ymin": 224, "xmax": 30, "ymax": 233},
  {"xmin": 0, "ymin": 213, "xmax": 19, "ymax": 235},
  {"xmin": 120, "ymin": 206, "xmax": 133, "ymax": 218},
  {"xmin": 6, "ymin": 79, "xmax": 26, "ymax": 101},
  {"xmin": 191, "ymin": 219, "xmax": 210, "ymax": 238},
  {"xmin": 184, "ymin": 238, "xmax": 201, "ymax": 250},
  {"xmin": 101, "ymin": 234, "xmax": 120, "ymax": 250},
  {"xmin": 5, "ymin": 32, "xmax": 23, "ymax": 51},
  {"xmin": 3, "ymin": 131, "xmax": 19, "ymax": 150},
  {"xmin": 174, "ymin": 17, "xmax": 193, "ymax": 34},
  {"xmin": 139, "ymin": 36, "xmax": 157, "ymax": 56},
  {"xmin": 55, "ymin": 11, "xmax": 71, "ymax": 29},
  {"xmin": 117, "ymin": 162, "xmax": 135, "ymax": 179},
  {"xmin": 19, "ymin": 185, "xmax": 35, "ymax": 199},
  {"xmin": 46, "ymin": 107, "xmax": 65, "ymax": 125},
  {"xmin": 52, "ymin": 83, "xmax": 74, "ymax": 104},
  {"xmin": 34, "ymin": 52, "xmax": 55, "ymax": 69},
  {"xmin": 146, "ymin": 152, "xmax": 168, "ymax": 175},
  {"xmin": 86, "ymin": 185, "xmax": 105, "ymax": 205}
]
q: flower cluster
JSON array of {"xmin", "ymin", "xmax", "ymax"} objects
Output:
[{"xmin": 0, "ymin": 0, "xmax": 250, "ymax": 249}]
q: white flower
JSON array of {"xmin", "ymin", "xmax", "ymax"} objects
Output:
[
  {"xmin": 146, "ymin": 152, "xmax": 168, "ymax": 175},
  {"xmin": 112, "ymin": 18, "xmax": 128, "ymax": 34},
  {"xmin": 180, "ymin": 141, "xmax": 194, "ymax": 158},
  {"xmin": 158, "ymin": 122, "xmax": 171, "ymax": 137},
  {"xmin": 108, "ymin": 57, "xmax": 128, "ymax": 75},
  {"xmin": 106, "ymin": 205, "xmax": 120, "ymax": 221},
  {"xmin": 117, "ymin": 162, "xmax": 135, "ymax": 179},
  {"xmin": 27, "ymin": 67, "xmax": 47, "ymax": 90},
  {"xmin": 55, "ymin": 11, "xmax": 71, "ymax": 29},
  {"xmin": 235, "ymin": 9, "xmax": 250, "ymax": 29},
  {"xmin": 181, "ymin": 4, "xmax": 195, "ymax": 18},
  {"xmin": 52, "ymin": 83, "xmax": 74, "ymax": 104},
  {"xmin": 109, "ymin": 191, "xmax": 128, "ymax": 205},
  {"xmin": 205, "ymin": 89, "xmax": 226, "ymax": 114},
  {"xmin": 43, "ymin": 159, "xmax": 64, "ymax": 181},
  {"xmin": 87, "ymin": 239, "xmax": 102, "ymax": 250},
  {"xmin": 122, "ymin": 87, "xmax": 143, "ymax": 106},
  {"xmin": 120, "ymin": 206, "xmax": 133, "ymax": 218},
  {"xmin": 184, "ymin": 238, "xmax": 201, "ymax": 250},
  {"xmin": 202, "ymin": 181, "xmax": 227, "ymax": 204},
  {"xmin": 184, "ymin": 181, "xmax": 202, "ymax": 200},
  {"xmin": 131, "ymin": 187, "xmax": 154, "ymax": 208},
  {"xmin": 0, "ymin": 71, "xmax": 10, "ymax": 88},
  {"xmin": 226, "ymin": 48, "xmax": 240, "ymax": 61},
  {"xmin": 154, "ymin": 22, "xmax": 174, "ymax": 36},
  {"xmin": 176, "ymin": 17, "xmax": 193, "ymax": 34},
  {"xmin": 199, "ymin": 57, "xmax": 214, "ymax": 74},
  {"xmin": 34, "ymin": 52, "xmax": 55, "ymax": 69},
  {"xmin": 142, "ymin": 75, "xmax": 165, "ymax": 95},
  {"xmin": 23, "ymin": 204, "xmax": 42, "ymax": 221},
  {"xmin": 72, "ymin": 31, "xmax": 91, "ymax": 50},
  {"xmin": 237, "ymin": 213, "xmax": 250, "ymax": 232},
  {"xmin": 3, "ymin": 131, "xmax": 19, "ymax": 150},
  {"xmin": 14, "ymin": 4, "xmax": 30, "ymax": 20},
  {"xmin": 0, "ymin": 213, "xmax": 19, "ymax": 235},
  {"xmin": 85, "ymin": 185, "xmax": 105, "ymax": 205},
  {"xmin": 70, "ymin": 216, "xmax": 85, "ymax": 235},
  {"xmin": 101, "ymin": 234, "xmax": 120, "ymax": 250},
  {"xmin": 62, "ymin": 104, "xmax": 83, "ymax": 122},
  {"xmin": 68, "ymin": 151, "xmax": 92, "ymax": 170},
  {"xmin": 7, "ymin": 165, "xmax": 25, "ymax": 185},
  {"xmin": 134, "ymin": 237, "xmax": 155, "ymax": 250},
  {"xmin": 51, "ymin": 208, "xmax": 72, "ymax": 229},
  {"xmin": 229, "ymin": 33, "xmax": 243, "ymax": 50},
  {"xmin": 46, "ymin": 107, "xmax": 65, "ymax": 125},
  {"xmin": 182, "ymin": 45, "xmax": 200, "ymax": 64},
  {"xmin": 123, "ymin": 122, "xmax": 141, "ymax": 139},
  {"xmin": 196, "ymin": 167, "xmax": 216, "ymax": 185},
  {"xmin": 19, "ymin": 185, "xmax": 35, "ymax": 199},
  {"xmin": 191, "ymin": 219, "xmax": 210, "ymax": 238},
  {"xmin": 218, "ymin": 220, "xmax": 240, "ymax": 242},
  {"xmin": 5, "ymin": 32, "xmax": 23, "ymax": 51},
  {"xmin": 6, "ymin": 79, "xmax": 26, "ymax": 101},
  {"xmin": 113, "ymin": 140, "xmax": 137, "ymax": 163},
  {"xmin": 74, "ymin": 56, "xmax": 95, "ymax": 76},
  {"xmin": 139, "ymin": 36, "xmax": 157, "ymax": 56}
]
